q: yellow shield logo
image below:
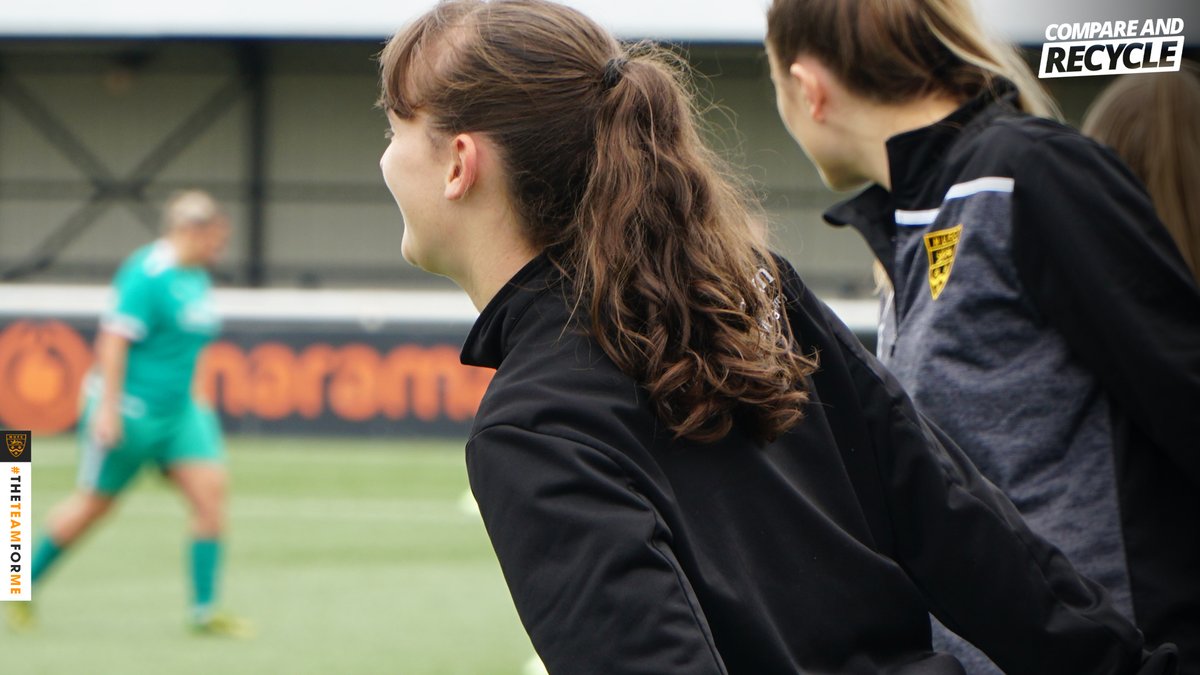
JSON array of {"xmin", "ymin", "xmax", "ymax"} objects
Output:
[
  {"xmin": 6, "ymin": 432, "xmax": 26, "ymax": 458},
  {"xmin": 923, "ymin": 224, "xmax": 963, "ymax": 301}
]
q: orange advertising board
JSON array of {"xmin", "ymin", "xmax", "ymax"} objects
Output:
[{"xmin": 0, "ymin": 319, "xmax": 491, "ymax": 436}]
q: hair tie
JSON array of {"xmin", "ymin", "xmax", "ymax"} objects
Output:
[{"xmin": 601, "ymin": 57, "xmax": 628, "ymax": 90}]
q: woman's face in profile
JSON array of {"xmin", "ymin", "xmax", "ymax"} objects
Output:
[
  {"xmin": 380, "ymin": 109, "xmax": 453, "ymax": 273},
  {"xmin": 766, "ymin": 50, "xmax": 867, "ymax": 192}
]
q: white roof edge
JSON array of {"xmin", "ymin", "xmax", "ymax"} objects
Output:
[{"xmin": 1, "ymin": 1, "xmax": 1194, "ymax": 45}]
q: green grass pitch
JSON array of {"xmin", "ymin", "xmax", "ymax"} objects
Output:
[{"xmin": 7, "ymin": 435, "xmax": 539, "ymax": 674}]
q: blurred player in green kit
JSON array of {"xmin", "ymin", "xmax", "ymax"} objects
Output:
[{"xmin": 8, "ymin": 190, "xmax": 252, "ymax": 638}]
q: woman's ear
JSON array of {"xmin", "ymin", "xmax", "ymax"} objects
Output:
[
  {"xmin": 445, "ymin": 133, "xmax": 479, "ymax": 201},
  {"xmin": 789, "ymin": 61, "xmax": 828, "ymax": 123}
]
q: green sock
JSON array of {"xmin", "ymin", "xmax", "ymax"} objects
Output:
[
  {"xmin": 189, "ymin": 538, "xmax": 221, "ymax": 623},
  {"xmin": 30, "ymin": 534, "xmax": 64, "ymax": 584}
]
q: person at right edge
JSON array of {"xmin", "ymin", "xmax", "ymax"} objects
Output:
[
  {"xmin": 1083, "ymin": 61, "xmax": 1200, "ymax": 288},
  {"xmin": 766, "ymin": 1, "xmax": 1200, "ymax": 672}
]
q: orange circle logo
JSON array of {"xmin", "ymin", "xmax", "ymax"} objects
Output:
[{"xmin": 0, "ymin": 321, "xmax": 93, "ymax": 433}]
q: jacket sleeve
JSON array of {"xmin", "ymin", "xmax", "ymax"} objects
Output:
[
  {"xmin": 826, "ymin": 303, "xmax": 1175, "ymax": 675},
  {"xmin": 773, "ymin": 257, "xmax": 1172, "ymax": 674},
  {"xmin": 1011, "ymin": 134, "xmax": 1200, "ymax": 487},
  {"xmin": 466, "ymin": 423, "xmax": 728, "ymax": 675}
]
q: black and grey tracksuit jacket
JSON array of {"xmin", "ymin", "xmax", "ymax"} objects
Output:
[
  {"xmin": 458, "ymin": 251, "xmax": 1177, "ymax": 674},
  {"xmin": 824, "ymin": 80, "xmax": 1200, "ymax": 673}
]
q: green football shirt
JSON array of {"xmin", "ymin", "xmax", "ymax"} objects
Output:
[{"xmin": 101, "ymin": 241, "xmax": 221, "ymax": 414}]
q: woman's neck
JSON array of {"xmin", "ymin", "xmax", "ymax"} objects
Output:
[
  {"xmin": 846, "ymin": 94, "xmax": 964, "ymax": 191},
  {"xmin": 451, "ymin": 206, "xmax": 539, "ymax": 311},
  {"xmin": 459, "ymin": 243, "xmax": 539, "ymax": 312},
  {"xmin": 162, "ymin": 233, "xmax": 194, "ymax": 266}
]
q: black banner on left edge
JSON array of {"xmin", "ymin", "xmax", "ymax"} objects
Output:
[{"xmin": 4, "ymin": 429, "xmax": 31, "ymax": 602}]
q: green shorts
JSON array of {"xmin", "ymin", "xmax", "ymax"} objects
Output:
[{"xmin": 76, "ymin": 396, "xmax": 226, "ymax": 496}]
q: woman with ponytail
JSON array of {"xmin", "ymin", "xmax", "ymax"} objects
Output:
[
  {"xmin": 378, "ymin": 1, "xmax": 1176, "ymax": 672},
  {"xmin": 767, "ymin": 0, "xmax": 1200, "ymax": 672}
]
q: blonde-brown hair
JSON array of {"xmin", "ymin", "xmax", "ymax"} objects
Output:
[
  {"xmin": 162, "ymin": 190, "xmax": 225, "ymax": 233},
  {"xmin": 1083, "ymin": 63, "xmax": 1200, "ymax": 283},
  {"xmin": 379, "ymin": 0, "xmax": 817, "ymax": 442},
  {"xmin": 766, "ymin": 0, "xmax": 1060, "ymax": 119}
]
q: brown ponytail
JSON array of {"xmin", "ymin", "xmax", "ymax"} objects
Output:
[
  {"xmin": 379, "ymin": 0, "xmax": 816, "ymax": 442},
  {"xmin": 766, "ymin": 0, "xmax": 1060, "ymax": 119}
]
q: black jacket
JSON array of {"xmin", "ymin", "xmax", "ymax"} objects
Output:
[
  {"xmin": 824, "ymin": 80, "xmax": 1200, "ymax": 672},
  {"xmin": 460, "ymin": 252, "xmax": 1176, "ymax": 674}
]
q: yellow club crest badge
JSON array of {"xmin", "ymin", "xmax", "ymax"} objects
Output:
[
  {"xmin": 6, "ymin": 431, "xmax": 27, "ymax": 458},
  {"xmin": 923, "ymin": 224, "xmax": 963, "ymax": 301}
]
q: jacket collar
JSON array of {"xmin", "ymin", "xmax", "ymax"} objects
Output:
[
  {"xmin": 885, "ymin": 79, "xmax": 1017, "ymax": 204},
  {"xmin": 823, "ymin": 79, "xmax": 1020, "ymax": 224},
  {"xmin": 460, "ymin": 252, "xmax": 561, "ymax": 369},
  {"xmin": 820, "ymin": 80, "xmax": 1020, "ymax": 279}
]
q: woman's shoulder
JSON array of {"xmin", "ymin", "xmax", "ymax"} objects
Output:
[
  {"xmin": 471, "ymin": 292, "xmax": 651, "ymax": 437},
  {"xmin": 974, "ymin": 113, "xmax": 1111, "ymax": 166}
]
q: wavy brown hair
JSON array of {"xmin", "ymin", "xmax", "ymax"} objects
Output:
[
  {"xmin": 766, "ymin": 0, "xmax": 1060, "ymax": 118},
  {"xmin": 379, "ymin": 0, "xmax": 816, "ymax": 442}
]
